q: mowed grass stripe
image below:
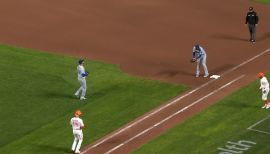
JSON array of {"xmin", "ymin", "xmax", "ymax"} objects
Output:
[
  {"xmin": 0, "ymin": 44, "xmax": 186, "ymax": 154},
  {"xmin": 133, "ymin": 75, "xmax": 270, "ymax": 154}
]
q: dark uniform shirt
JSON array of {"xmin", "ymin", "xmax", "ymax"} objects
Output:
[{"xmin": 246, "ymin": 11, "xmax": 259, "ymax": 25}]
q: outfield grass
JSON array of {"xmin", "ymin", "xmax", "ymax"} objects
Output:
[
  {"xmin": 254, "ymin": 0, "xmax": 270, "ymax": 4},
  {"xmin": 0, "ymin": 45, "xmax": 186, "ymax": 154},
  {"xmin": 133, "ymin": 76, "xmax": 270, "ymax": 154}
]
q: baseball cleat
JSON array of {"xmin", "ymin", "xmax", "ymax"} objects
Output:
[
  {"xmin": 266, "ymin": 104, "xmax": 270, "ymax": 109},
  {"xmin": 74, "ymin": 93, "xmax": 79, "ymax": 98},
  {"xmin": 80, "ymin": 97, "xmax": 86, "ymax": 100},
  {"xmin": 75, "ymin": 151, "xmax": 81, "ymax": 154},
  {"xmin": 203, "ymin": 74, "xmax": 209, "ymax": 78},
  {"xmin": 262, "ymin": 104, "xmax": 267, "ymax": 108}
]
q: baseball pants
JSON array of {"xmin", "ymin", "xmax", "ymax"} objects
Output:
[
  {"xmin": 72, "ymin": 130, "xmax": 83, "ymax": 152},
  {"xmin": 196, "ymin": 55, "xmax": 208, "ymax": 76},
  {"xmin": 75, "ymin": 77, "xmax": 87, "ymax": 98},
  {"xmin": 262, "ymin": 88, "xmax": 269, "ymax": 101}
]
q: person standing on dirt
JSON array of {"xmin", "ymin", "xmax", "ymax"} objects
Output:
[{"xmin": 245, "ymin": 7, "xmax": 259, "ymax": 43}]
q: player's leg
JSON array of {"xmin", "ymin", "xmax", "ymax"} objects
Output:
[
  {"xmin": 75, "ymin": 79, "xmax": 83, "ymax": 97},
  {"xmin": 261, "ymin": 89, "xmax": 269, "ymax": 108},
  {"xmin": 264, "ymin": 89, "xmax": 270, "ymax": 109},
  {"xmin": 71, "ymin": 133, "xmax": 79, "ymax": 151},
  {"xmin": 196, "ymin": 59, "xmax": 201, "ymax": 77},
  {"xmin": 80, "ymin": 78, "xmax": 87, "ymax": 100},
  {"xmin": 75, "ymin": 132, "xmax": 83, "ymax": 153},
  {"xmin": 252, "ymin": 24, "xmax": 256, "ymax": 42},
  {"xmin": 202, "ymin": 55, "xmax": 209, "ymax": 77},
  {"xmin": 248, "ymin": 24, "xmax": 253, "ymax": 41}
]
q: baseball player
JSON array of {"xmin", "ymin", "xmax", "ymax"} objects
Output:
[
  {"xmin": 245, "ymin": 7, "xmax": 259, "ymax": 43},
  {"xmin": 191, "ymin": 44, "xmax": 209, "ymax": 78},
  {"xmin": 71, "ymin": 110, "xmax": 84, "ymax": 154},
  {"xmin": 258, "ymin": 72, "xmax": 270, "ymax": 109},
  {"xmin": 75, "ymin": 59, "xmax": 88, "ymax": 100}
]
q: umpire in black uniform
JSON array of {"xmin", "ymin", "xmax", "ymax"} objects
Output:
[{"xmin": 245, "ymin": 7, "xmax": 259, "ymax": 43}]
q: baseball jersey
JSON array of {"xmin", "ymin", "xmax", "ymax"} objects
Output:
[
  {"xmin": 70, "ymin": 117, "xmax": 84, "ymax": 130},
  {"xmin": 77, "ymin": 65, "xmax": 86, "ymax": 79},
  {"xmin": 260, "ymin": 77, "xmax": 269, "ymax": 90},
  {"xmin": 192, "ymin": 46, "xmax": 206, "ymax": 60}
]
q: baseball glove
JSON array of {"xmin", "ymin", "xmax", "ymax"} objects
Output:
[{"xmin": 190, "ymin": 58, "xmax": 196, "ymax": 63}]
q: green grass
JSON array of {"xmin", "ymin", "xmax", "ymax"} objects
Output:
[
  {"xmin": 133, "ymin": 76, "xmax": 270, "ymax": 154},
  {"xmin": 254, "ymin": 0, "xmax": 270, "ymax": 4},
  {"xmin": 0, "ymin": 44, "xmax": 186, "ymax": 154}
]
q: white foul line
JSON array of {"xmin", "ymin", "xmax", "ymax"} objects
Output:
[
  {"xmin": 82, "ymin": 47, "xmax": 270, "ymax": 154},
  {"xmin": 104, "ymin": 75, "xmax": 245, "ymax": 154},
  {"xmin": 247, "ymin": 115, "xmax": 270, "ymax": 135},
  {"xmin": 81, "ymin": 75, "xmax": 216, "ymax": 153}
]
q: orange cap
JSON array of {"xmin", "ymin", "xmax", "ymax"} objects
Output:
[
  {"xmin": 257, "ymin": 72, "xmax": 264, "ymax": 78},
  {"xmin": 74, "ymin": 110, "xmax": 82, "ymax": 116}
]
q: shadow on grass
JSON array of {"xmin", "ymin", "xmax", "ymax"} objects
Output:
[
  {"xmin": 42, "ymin": 91, "xmax": 75, "ymax": 99},
  {"xmin": 33, "ymin": 144, "xmax": 71, "ymax": 153}
]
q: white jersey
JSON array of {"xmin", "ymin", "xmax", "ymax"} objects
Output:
[
  {"xmin": 77, "ymin": 65, "xmax": 86, "ymax": 79},
  {"xmin": 70, "ymin": 117, "xmax": 84, "ymax": 130},
  {"xmin": 260, "ymin": 77, "xmax": 269, "ymax": 90},
  {"xmin": 192, "ymin": 46, "xmax": 206, "ymax": 60}
]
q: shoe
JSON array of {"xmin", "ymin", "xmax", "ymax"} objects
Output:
[
  {"xmin": 262, "ymin": 104, "xmax": 267, "ymax": 108},
  {"xmin": 196, "ymin": 74, "xmax": 199, "ymax": 78},
  {"xmin": 75, "ymin": 151, "xmax": 80, "ymax": 154},
  {"xmin": 203, "ymin": 74, "xmax": 209, "ymax": 78},
  {"xmin": 266, "ymin": 104, "xmax": 270, "ymax": 109},
  {"xmin": 80, "ymin": 97, "xmax": 86, "ymax": 100},
  {"xmin": 74, "ymin": 93, "xmax": 79, "ymax": 98}
]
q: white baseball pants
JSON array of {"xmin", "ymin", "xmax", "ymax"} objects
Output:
[
  {"xmin": 72, "ymin": 130, "xmax": 83, "ymax": 153},
  {"xmin": 75, "ymin": 77, "xmax": 87, "ymax": 98}
]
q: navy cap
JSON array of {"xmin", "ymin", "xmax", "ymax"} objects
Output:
[{"xmin": 78, "ymin": 59, "xmax": 84, "ymax": 65}]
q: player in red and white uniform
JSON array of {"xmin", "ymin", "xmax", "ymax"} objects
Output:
[
  {"xmin": 258, "ymin": 72, "xmax": 270, "ymax": 109},
  {"xmin": 70, "ymin": 110, "xmax": 85, "ymax": 154}
]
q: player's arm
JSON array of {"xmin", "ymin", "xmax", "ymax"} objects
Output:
[
  {"xmin": 255, "ymin": 13, "xmax": 259, "ymax": 25},
  {"xmin": 192, "ymin": 47, "xmax": 197, "ymax": 61},
  {"xmin": 80, "ymin": 120, "xmax": 85, "ymax": 129}
]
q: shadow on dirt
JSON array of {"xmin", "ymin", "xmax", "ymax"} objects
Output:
[
  {"xmin": 258, "ymin": 32, "xmax": 270, "ymax": 41},
  {"xmin": 212, "ymin": 34, "xmax": 247, "ymax": 42},
  {"xmin": 210, "ymin": 64, "xmax": 235, "ymax": 75},
  {"xmin": 156, "ymin": 69, "xmax": 194, "ymax": 77}
]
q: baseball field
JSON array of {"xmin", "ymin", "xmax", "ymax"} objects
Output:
[
  {"xmin": 0, "ymin": 0, "xmax": 270, "ymax": 154},
  {"xmin": 0, "ymin": 45, "xmax": 186, "ymax": 153}
]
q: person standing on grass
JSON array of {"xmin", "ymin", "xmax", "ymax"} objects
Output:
[
  {"xmin": 75, "ymin": 58, "xmax": 88, "ymax": 100},
  {"xmin": 257, "ymin": 72, "xmax": 270, "ymax": 109},
  {"xmin": 71, "ymin": 110, "xmax": 84, "ymax": 154},
  {"xmin": 245, "ymin": 7, "xmax": 259, "ymax": 43}
]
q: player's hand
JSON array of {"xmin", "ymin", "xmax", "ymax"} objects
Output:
[{"xmin": 190, "ymin": 58, "xmax": 196, "ymax": 63}]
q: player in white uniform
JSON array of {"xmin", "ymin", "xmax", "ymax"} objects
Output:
[
  {"xmin": 75, "ymin": 59, "xmax": 88, "ymax": 100},
  {"xmin": 192, "ymin": 44, "xmax": 209, "ymax": 78},
  {"xmin": 70, "ymin": 110, "xmax": 84, "ymax": 154},
  {"xmin": 257, "ymin": 72, "xmax": 270, "ymax": 109}
]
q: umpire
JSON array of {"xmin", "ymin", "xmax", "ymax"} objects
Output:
[{"xmin": 245, "ymin": 7, "xmax": 259, "ymax": 43}]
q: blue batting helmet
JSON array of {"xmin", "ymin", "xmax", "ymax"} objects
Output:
[{"xmin": 195, "ymin": 44, "xmax": 200, "ymax": 50}]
